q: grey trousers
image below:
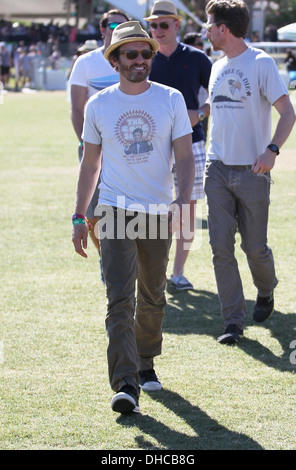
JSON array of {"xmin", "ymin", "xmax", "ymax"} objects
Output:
[
  {"xmin": 98, "ymin": 206, "xmax": 172, "ymax": 392},
  {"xmin": 204, "ymin": 160, "xmax": 278, "ymax": 330}
]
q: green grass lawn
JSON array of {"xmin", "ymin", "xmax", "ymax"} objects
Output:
[{"xmin": 0, "ymin": 90, "xmax": 296, "ymax": 450}]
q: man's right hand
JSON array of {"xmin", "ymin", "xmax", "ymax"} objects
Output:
[{"xmin": 72, "ymin": 224, "xmax": 89, "ymax": 258}]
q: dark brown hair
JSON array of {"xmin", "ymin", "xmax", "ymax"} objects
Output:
[
  {"xmin": 100, "ymin": 9, "xmax": 129, "ymax": 28},
  {"xmin": 206, "ymin": 0, "xmax": 249, "ymax": 38}
]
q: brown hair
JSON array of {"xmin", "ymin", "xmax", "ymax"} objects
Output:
[
  {"xmin": 100, "ymin": 9, "xmax": 129, "ymax": 28},
  {"xmin": 206, "ymin": 0, "xmax": 249, "ymax": 38}
]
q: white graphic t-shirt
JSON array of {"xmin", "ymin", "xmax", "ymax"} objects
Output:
[
  {"xmin": 207, "ymin": 47, "xmax": 288, "ymax": 165},
  {"xmin": 82, "ymin": 82, "xmax": 192, "ymax": 213},
  {"xmin": 68, "ymin": 46, "xmax": 119, "ymax": 99}
]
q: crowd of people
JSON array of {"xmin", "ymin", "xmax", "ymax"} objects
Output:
[
  {"xmin": 0, "ymin": 17, "xmax": 104, "ymax": 90},
  {"xmin": 1, "ymin": 11, "xmax": 295, "ymax": 92},
  {"xmin": 0, "ymin": 18, "xmax": 102, "ymax": 54}
]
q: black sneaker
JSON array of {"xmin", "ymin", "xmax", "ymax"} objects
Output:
[
  {"xmin": 111, "ymin": 385, "xmax": 140, "ymax": 414},
  {"xmin": 139, "ymin": 368, "xmax": 162, "ymax": 391},
  {"xmin": 253, "ymin": 293, "xmax": 274, "ymax": 323},
  {"xmin": 217, "ymin": 324, "xmax": 243, "ymax": 344}
]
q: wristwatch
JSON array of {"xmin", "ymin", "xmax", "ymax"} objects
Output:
[
  {"xmin": 267, "ymin": 144, "xmax": 279, "ymax": 156},
  {"xmin": 197, "ymin": 109, "xmax": 205, "ymax": 122}
]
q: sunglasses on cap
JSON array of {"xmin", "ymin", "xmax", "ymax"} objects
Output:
[
  {"xmin": 149, "ymin": 21, "xmax": 176, "ymax": 30},
  {"xmin": 108, "ymin": 22, "xmax": 122, "ymax": 30},
  {"xmin": 118, "ymin": 49, "xmax": 155, "ymax": 60}
]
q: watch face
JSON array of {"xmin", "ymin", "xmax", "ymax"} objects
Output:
[{"xmin": 268, "ymin": 144, "xmax": 279, "ymax": 155}]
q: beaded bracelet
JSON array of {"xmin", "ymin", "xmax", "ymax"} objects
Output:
[{"xmin": 85, "ymin": 217, "xmax": 92, "ymax": 232}]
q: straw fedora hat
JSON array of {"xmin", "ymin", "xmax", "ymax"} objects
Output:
[
  {"xmin": 77, "ymin": 39, "xmax": 98, "ymax": 52},
  {"xmin": 144, "ymin": 1, "xmax": 183, "ymax": 22},
  {"xmin": 104, "ymin": 21, "xmax": 159, "ymax": 61}
]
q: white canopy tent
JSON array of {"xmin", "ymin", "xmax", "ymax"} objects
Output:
[
  {"xmin": 277, "ymin": 23, "xmax": 296, "ymax": 42},
  {"xmin": 0, "ymin": 0, "xmax": 72, "ymax": 19},
  {"xmin": 0, "ymin": 0, "xmax": 204, "ymax": 91}
]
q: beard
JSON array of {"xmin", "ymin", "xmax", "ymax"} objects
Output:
[{"xmin": 118, "ymin": 60, "xmax": 151, "ymax": 83}]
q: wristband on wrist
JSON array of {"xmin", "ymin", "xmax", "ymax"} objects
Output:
[
  {"xmin": 72, "ymin": 218, "xmax": 85, "ymax": 225},
  {"xmin": 72, "ymin": 213, "xmax": 92, "ymax": 232},
  {"xmin": 72, "ymin": 213, "xmax": 85, "ymax": 220}
]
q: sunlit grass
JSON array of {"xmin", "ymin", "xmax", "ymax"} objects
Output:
[{"xmin": 0, "ymin": 90, "xmax": 295, "ymax": 450}]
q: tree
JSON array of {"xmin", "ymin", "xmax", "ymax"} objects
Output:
[
  {"xmin": 181, "ymin": 0, "xmax": 207, "ymax": 22},
  {"xmin": 265, "ymin": 0, "xmax": 296, "ymax": 28},
  {"xmin": 181, "ymin": 0, "xmax": 255, "ymax": 23},
  {"xmin": 181, "ymin": 0, "xmax": 296, "ymax": 37}
]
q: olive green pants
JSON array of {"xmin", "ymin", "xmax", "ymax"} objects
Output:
[{"xmin": 98, "ymin": 206, "xmax": 172, "ymax": 393}]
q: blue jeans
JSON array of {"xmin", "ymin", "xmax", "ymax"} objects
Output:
[
  {"xmin": 98, "ymin": 206, "xmax": 172, "ymax": 392},
  {"xmin": 204, "ymin": 160, "xmax": 278, "ymax": 330}
]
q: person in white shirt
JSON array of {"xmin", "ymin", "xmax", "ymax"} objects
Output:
[
  {"xmin": 69, "ymin": 9, "xmax": 129, "ymax": 280},
  {"xmin": 72, "ymin": 21, "xmax": 194, "ymax": 414},
  {"xmin": 204, "ymin": 0, "xmax": 295, "ymax": 345}
]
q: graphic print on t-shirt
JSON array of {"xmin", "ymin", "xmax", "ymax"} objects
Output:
[
  {"xmin": 89, "ymin": 74, "xmax": 120, "ymax": 91},
  {"xmin": 211, "ymin": 68, "xmax": 252, "ymax": 105},
  {"xmin": 115, "ymin": 110, "xmax": 156, "ymax": 164}
]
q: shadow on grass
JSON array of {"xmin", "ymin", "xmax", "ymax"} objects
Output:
[
  {"xmin": 164, "ymin": 287, "xmax": 296, "ymax": 373},
  {"xmin": 115, "ymin": 288, "xmax": 295, "ymax": 450},
  {"xmin": 117, "ymin": 388, "xmax": 263, "ymax": 450}
]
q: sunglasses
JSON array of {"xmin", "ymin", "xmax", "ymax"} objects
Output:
[
  {"xmin": 203, "ymin": 22, "xmax": 226, "ymax": 32},
  {"xmin": 149, "ymin": 21, "xmax": 175, "ymax": 30},
  {"xmin": 108, "ymin": 22, "xmax": 121, "ymax": 30},
  {"xmin": 118, "ymin": 49, "xmax": 155, "ymax": 60}
]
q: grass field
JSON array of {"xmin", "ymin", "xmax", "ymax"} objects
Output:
[{"xmin": 0, "ymin": 89, "xmax": 296, "ymax": 451}]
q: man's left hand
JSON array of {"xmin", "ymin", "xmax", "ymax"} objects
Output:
[{"xmin": 252, "ymin": 149, "xmax": 276, "ymax": 174}]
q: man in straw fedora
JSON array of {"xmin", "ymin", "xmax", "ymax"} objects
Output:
[
  {"xmin": 145, "ymin": 1, "xmax": 212, "ymax": 291},
  {"xmin": 69, "ymin": 9, "xmax": 129, "ymax": 283},
  {"xmin": 72, "ymin": 21, "xmax": 195, "ymax": 414}
]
